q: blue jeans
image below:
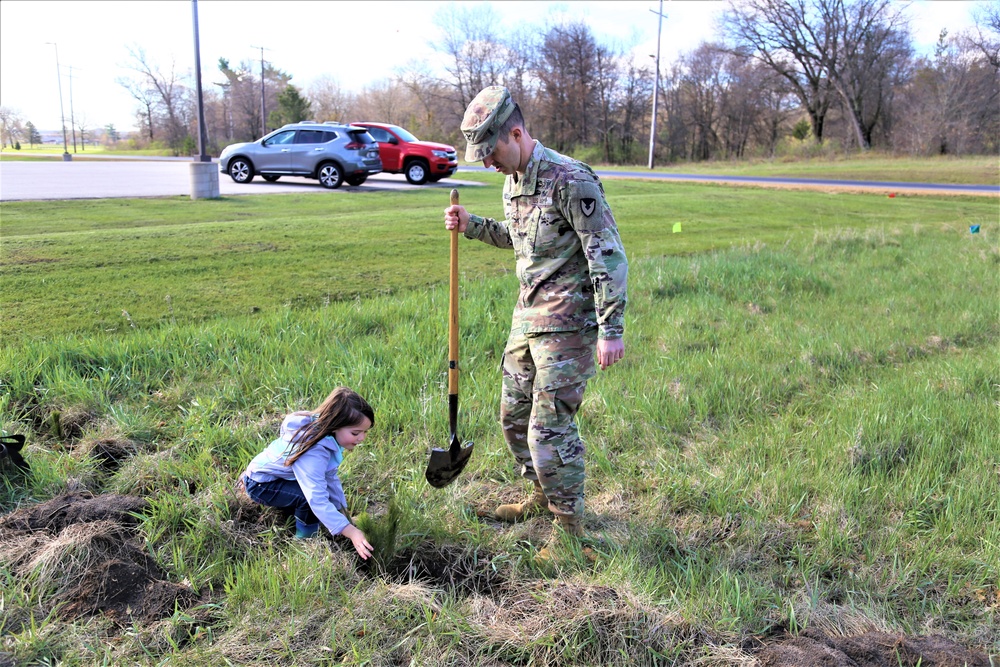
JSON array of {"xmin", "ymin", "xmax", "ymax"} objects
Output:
[{"xmin": 243, "ymin": 475, "xmax": 318, "ymax": 528}]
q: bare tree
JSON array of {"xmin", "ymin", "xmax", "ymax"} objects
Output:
[
  {"xmin": 74, "ymin": 112, "xmax": 90, "ymax": 151},
  {"xmin": 613, "ymin": 54, "xmax": 654, "ymax": 163},
  {"xmin": 115, "ymin": 74, "xmax": 157, "ymax": 141},
  {"xmin": 820, "ymin": 0, "xmax": 911, "ymax": 148},
  {"xmin": 0, "ymin": 106, "xmax": 24, "ymax": 148},
  {"xmin": 723, "ymin": 0, "xmax": 837, "ymax": 142},
  {"xmin": 534, "ymin": 22, "xmax": 603, "ymax": 152},
  {"xmin": 122, "ymin": 44, "xmax": 190, "ymax": 152},
  {"xmin": 679, "ymin": 43, "xmax": 726, "ymax": 159},
  {"xmin": 308, "ymin": 74, "xmax": 355, "ymax": 123},
  {"xmin": 434, "ymin": 4, "xmax": 514, "ymax": 111},
  {"xmin": 968, "ymin": 0, "xmax": 1000, "ymax": 69},
  {"xmin": 397, "ymin": 64, "xmax": 462, "ymax": 144},
  {"xmin": 895, "ymin": 29, "xmax": 999, "ymax": 155}
]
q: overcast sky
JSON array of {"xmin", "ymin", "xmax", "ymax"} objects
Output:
[{"xmin": 0, "ymin": 0, "xmax": 985, "ymax": 133}]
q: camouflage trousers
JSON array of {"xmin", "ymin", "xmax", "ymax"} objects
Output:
[{"xmin": 500, "ymin": 327, "xmax": 598, "ymax": 517}]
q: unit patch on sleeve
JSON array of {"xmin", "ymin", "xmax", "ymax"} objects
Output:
[{"xmin": 580, "ymin": 198, "xmax": 597, "ymax": 217}]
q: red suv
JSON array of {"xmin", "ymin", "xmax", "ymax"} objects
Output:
[{"xmin": 350, "ymin": 122, "xmax": 458, "ymax": 185}]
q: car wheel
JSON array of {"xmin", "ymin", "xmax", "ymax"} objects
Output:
[
  {"xmin": 318, "ymin": 162, "xmax": 344, "ymax": 189},
  {"xmin": 405, "ymin": 160, "xmax": 429, "ymax": 185},
  {"xmin": 262, "ymin": 174, "xmax": 280, "ymax": 182},
  {"xmin": 345, "ymin": 175, "xmax": 367, "ymax": 186},
  {"xmin": 228, "ymin": 158, "xmax": 254, "ymax": 183}
]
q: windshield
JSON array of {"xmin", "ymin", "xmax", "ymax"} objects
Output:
[
  {"xmin": 347, "ymin": 130, "xmax": 376, "ymax": 144},
  {"xmin": 388, "ymin": 125, "xmax": 419, "ymax": 143}
]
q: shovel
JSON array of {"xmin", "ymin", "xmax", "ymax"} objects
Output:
[{"xmin": 425, "ymin": 189, "xmax": 474, "ymax": 488}]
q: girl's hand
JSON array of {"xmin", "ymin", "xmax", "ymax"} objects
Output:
[{"xmin": 341, "ymin": 524, "xmax": 373, "ymax": 560}]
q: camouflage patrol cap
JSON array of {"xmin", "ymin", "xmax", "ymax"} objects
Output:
[{"xmin": 461, "ymin": 86, "xmax": 516, "ymax": 162}]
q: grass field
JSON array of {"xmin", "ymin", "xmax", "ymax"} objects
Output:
[
  {"xmin": 617, "ymin": 154, "xmax": 1000, "ymax": 186},
  {"xmin": 1, "ymin": 175, "xmax": 997, "ymax": 665}
]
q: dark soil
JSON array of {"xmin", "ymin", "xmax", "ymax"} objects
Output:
[
  {"xmin": 82, "ymin": 437, "xmax": 136, "ymax": 473},
  {"xmin": 57, "ymin": 558, "xmax": 198, "ymax": 624},
  {"xmin": 757, "ymin": 627, "xmax": 991, "ymax": 666},
  {"xmin": 2, "ymin": 492, "xmax": 991, "ymax": 663},
  {"xmin": 0, "ymin": 491, "xmax": 195, "ymax": 624},
  {"xmin": 0, "ymin": 492, "xmax": 147, "ymax": 533},
  {"xmin": 358, "ymin": 541, "xmax": 508, "ymax": 598}
]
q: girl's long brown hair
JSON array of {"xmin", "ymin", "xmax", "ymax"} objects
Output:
[{"xmin": 283, "ymin": 387, "xmax": 375, "ymax": 466}]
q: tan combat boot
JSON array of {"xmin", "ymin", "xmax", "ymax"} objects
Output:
[
  {"xmin": 552, "ymin": 513, "xmax": 585, "ymax": 537},
  {"xmin": 494, "ymin": 482, "xmax": 548, "ymax": 523},
  {"xmin": 536, "ymin": 514, "xmax": 596, "ymax": 564}
]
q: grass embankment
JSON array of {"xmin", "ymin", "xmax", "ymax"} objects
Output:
[
  {"xmin": 1, "ymin": 180, "xmax": 997, "ymax": 665},
  {"xmin": 0, "ymin": 145, "xmax": 175, "ymax": 159},
  {"xmin": 601, "ymin": 154, "xmax": 1000, "ymax": 186}
]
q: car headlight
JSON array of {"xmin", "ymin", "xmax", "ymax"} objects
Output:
[{"xmin": 432, "ymin": 150, "xmax": 450, "ymax": 158}]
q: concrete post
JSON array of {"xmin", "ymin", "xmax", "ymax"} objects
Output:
[{"xmin": 189, "ymin": 161, "xmax": 220, "ymax": 199}]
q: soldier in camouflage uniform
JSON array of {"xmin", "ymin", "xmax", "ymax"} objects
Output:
[{"xmin": 444, "ymin": 86, "xmax": 628, "ymax": 540}]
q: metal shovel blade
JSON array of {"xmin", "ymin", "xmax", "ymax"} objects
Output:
[{"xmin": 425, "ymin": 432, "xmax": 474, "ymax": 488}]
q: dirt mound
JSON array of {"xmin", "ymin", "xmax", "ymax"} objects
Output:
[
  {"xmin": 758, "ymin": 627, "xmax": 990, "ymax": 666},
  {"xmin": 58, "ymin": 558, "xmax": 197, "ymax": 623},
  {"xmin": 0, "ymin": 492, "xmax": 147, "ymax": 534},
  {"xmin": 0, "ymin": 492, "xmax": 195, "ymax": 624}
]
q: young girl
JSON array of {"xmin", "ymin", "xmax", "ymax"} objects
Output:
[{"xmin": 240, "ymin": 387, "xmax": 374, "ymax": 560}]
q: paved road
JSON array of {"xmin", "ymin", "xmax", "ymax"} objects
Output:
[
  {"xmin": 0, "ymin": 159, "xmax": 479, "ymax": 201},
  {"xmin": 1, "ymin": 156, "xmax": 996, "ymax": 201}
]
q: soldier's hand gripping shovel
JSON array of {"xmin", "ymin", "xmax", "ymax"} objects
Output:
[{"xmin": 426, "ymin": 189, "xmax": 474, "ymax": 488}]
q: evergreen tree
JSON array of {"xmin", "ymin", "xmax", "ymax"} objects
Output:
[
  {"xmin": 268, "ymin": 85, "xmax": 312, "ymax": 127},
  {"xmin": 25, "ymin": 121, "xmax": 41, "ymax": 147}
]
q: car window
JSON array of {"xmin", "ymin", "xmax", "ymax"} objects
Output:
[
  {"xmin": 294, "ymin": 130, "xmax": 327, "ymax": 145},
  {"xmin": 263, "ymin": 130, "xmax": 295, "ymax": 146},
  {"xmin": 320, "ymin": 131, "xmax": 338, "ymax": 143},
  {"xmin": 368, "ymin": 128, "xmax": 391, "ymax": 143},
  {"xmin": 389, "ymin": 126, "xmax": 418, "ymax": 142},
  {"xmin": 348, "ymin": 130, "xmax": 376, "ymax": 145}
]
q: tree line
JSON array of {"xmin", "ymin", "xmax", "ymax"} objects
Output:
[{"xmin": 3, "ymin": 0, "xmax": 996, "ymax": 163}]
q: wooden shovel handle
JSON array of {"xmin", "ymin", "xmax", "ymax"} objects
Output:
[{"xmin": 449, "ymin": 189, "xmax": 460, "ymax": 397}]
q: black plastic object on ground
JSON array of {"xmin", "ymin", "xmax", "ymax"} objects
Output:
[{"xmin": 0, "ymin": 434, "xmax": 29, "ymax": 473}]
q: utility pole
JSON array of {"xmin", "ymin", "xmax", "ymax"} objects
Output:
[
  {"xmin": 251, "ymin": 45, "xmax": 269, "ymax": 136},
  {"xmin": 45, "ymin": 42, "xmax": 71, "ymax": 161},
  {"xmin": 192, "ymin": 0, "xmax": 209, "ymax": 162},
  {"xmin": 648, "ymin": 0, "xmax": 666, "ymax": 169},
  {"xmin": 66, "ymin": 64, "xmax": 81, "ymax": 153},
  {"xmin": 189, "ymin": 0, "xmax": 219, "ymax": 199}
]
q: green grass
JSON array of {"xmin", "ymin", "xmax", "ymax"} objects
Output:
[
  {"xmin": 0, "ymin": 145, "xmax": 175, "ymax": 159},
  {"xmin": 3, "ymin": 176, "xmax": 995, "ymax": 340},
  {"xmin": 1, "ymin": 178, "xmax": 998, "ymax": 665}
]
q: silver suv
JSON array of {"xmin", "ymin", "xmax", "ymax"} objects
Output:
[{"xmin": 219, "ymin": 122, "xmax": 382, "ymax": 188}]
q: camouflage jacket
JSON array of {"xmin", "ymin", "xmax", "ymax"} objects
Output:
[{"xmin": 465, "ymin": 141, "xmax": 628, "ymax": 339}]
